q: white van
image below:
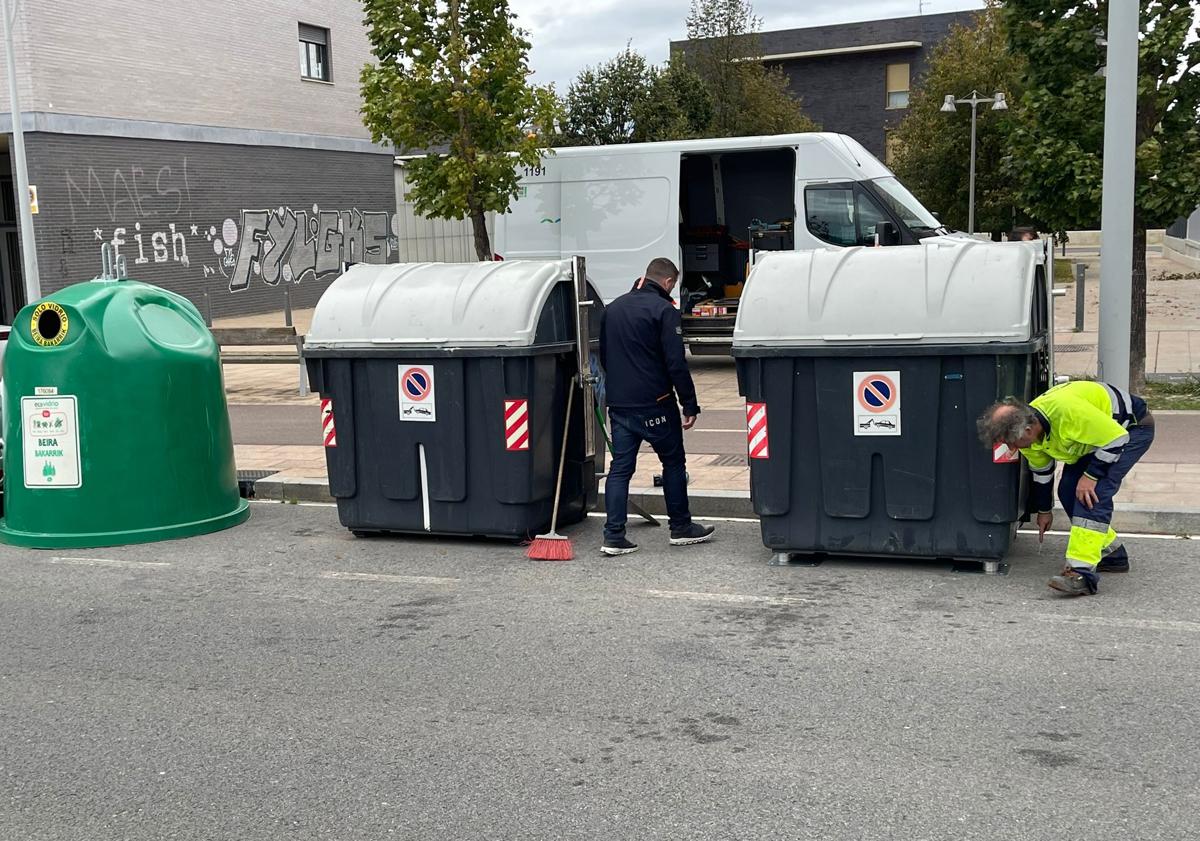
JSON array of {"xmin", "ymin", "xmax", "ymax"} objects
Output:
[{"xmin": 397, "ymin": 133, "xmax": 951, "ymax": 350}]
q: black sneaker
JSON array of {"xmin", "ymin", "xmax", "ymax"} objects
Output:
[
  {"xmin": 601, "ymin": 537, "xmax": 639, "ymax": 556},
  {"xmin": 669, "ymin": 522, "xmax": 715, "ymax": 546}
]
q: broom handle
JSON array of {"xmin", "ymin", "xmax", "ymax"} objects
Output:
[{"xmin": 549, "ymin": 381, "xmax": 575, "ymax": 533}]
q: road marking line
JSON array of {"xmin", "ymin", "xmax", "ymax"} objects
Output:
[
  {"xmin": 1030, "ymin": 613, "xmax": 1200, "ymax": 634},
  {"xmin": 1018, "ymin": 529, "xmax": 1200, "ymax": 541},
  {"xmin": 319, "ymin": 571, "xmax": 458, "ymax": 585},
  {"xmin": 586, "ymin": 513, "xmax": 759, "ymax": 524},
  {"xmin": 46, "ymin": 557, "xmax": 171, "ymax": 569},
  {"xmin": 642, "ymin": 588, "xmax": 815, "ymax": 606}
]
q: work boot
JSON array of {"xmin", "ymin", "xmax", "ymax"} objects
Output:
[
  {"xmin": 601, "ymin": 536, "xmax": 639, "ymax": 556},
  {"xmin": 1048, "ymin": 565, "xmax": 1100, "ymax": 597},
  {"xmin": 669, "ymin": 522, "xmax": 715, "ymax": 546}
]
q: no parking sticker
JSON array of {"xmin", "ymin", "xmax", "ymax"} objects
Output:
[
  {"xmin": 399, "ymin": 365, "xmax": 436, "ymax": 422},
  {"xmin": 853, "ymin": 371, "xmax": 901, "ymax": 437}
]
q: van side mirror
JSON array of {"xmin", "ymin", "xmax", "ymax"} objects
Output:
[{"xmin": 874, "ymin": 222, "xmax": 901, "ymax": 247}]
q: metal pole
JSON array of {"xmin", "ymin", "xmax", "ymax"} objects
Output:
[
  {"xmin": 1097, "ymin": 0, "xmax": 1138, "ymax": 390},
  {"xmin": 1, "ymin": 0, "xmax": 39, "ymax": 304},
  {"xmin": 1074, "ymin": 263, "xmax": 1086, "ymax": 333},
  {"xmin": 968, "ymin": 100, "xmax": 978, "ymax": 236},
  {"xmin": 283, "ymin": 283, "xmax": 293, "ymax": 328}
]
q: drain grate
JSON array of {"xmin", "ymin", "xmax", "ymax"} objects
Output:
[
  {"xmin": 236, "ymin": 469, "xmax": 276, "ymax": 500},
  {"xmin": 1054, "ymin": 344, "xmax": 1095, "ymax": 353},
  {"xmin": 710, "ymin": 454, "xmax": 748, "ymax": 467},
  {"xmin": 237, "ymin": 469, "xmax": 276, "ymax": 481}
]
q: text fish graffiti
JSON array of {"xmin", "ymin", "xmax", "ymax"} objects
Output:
[{"xmin": 89, "ymin": 206, "xmax": 398, "ymax": 292}]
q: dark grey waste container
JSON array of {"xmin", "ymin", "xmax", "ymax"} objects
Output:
[
  {"xmin": 304, "ymin": 259, "xmax": 604, "ymax": 539},
  {"xmin": 733, "ymin": 241, "xmax": 1052, "ymax": 564}
]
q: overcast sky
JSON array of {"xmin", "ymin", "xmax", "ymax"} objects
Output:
[{"xmin": 510, "ymin": 0, "xmax": 988, "ymax": 91}]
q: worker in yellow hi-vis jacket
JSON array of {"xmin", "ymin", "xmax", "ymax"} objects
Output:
[{"xmin": 977, "ymin": 381, "xmax": 1155, "ymax": 596}]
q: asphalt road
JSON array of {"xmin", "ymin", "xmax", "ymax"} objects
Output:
[
  {"xmin": 3, "ymin": 505, "xmax": 1199, "ymax": 839},
  {"xmin": 230, "ymin": 401, "xmax": 1200, "ymax": 464}
]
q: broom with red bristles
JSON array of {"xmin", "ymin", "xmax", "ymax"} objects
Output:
[{"xmin": 526, "ymin": 381, "xmax": 576, "ymax": 561}]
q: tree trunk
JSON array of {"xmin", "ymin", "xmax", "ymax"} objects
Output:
[
  {"xmin": 471, "ymin": 209, "xmax": 491, "ymax": 261},
  {"xmin": 1129, "ymin": 220, "xmax": 1147, "ymax": 393}
]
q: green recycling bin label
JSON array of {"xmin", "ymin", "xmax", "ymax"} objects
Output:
[{"xmin": 22, "ymin": 396, "xmax": 82, "ymax": 489}]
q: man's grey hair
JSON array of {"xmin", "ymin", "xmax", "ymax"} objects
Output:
[
  {"xmin": 977, "ymin": 397, "xmax": 1038, "ymax": 446},
  {"xmin": 644, "ymin": 257, "xmax": 680, "ymax": 285}
]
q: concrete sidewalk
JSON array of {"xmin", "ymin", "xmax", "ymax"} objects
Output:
[
  {"xmin": 225, "ymin": 355, "xmax": 1200, "ymax": 535},
  {"xmin": 1052, "ymin": 248, "xmax": 1200, "ymax": 379},
  {"xmin": 223, "ymin": 240, "xmax": 1200, "ymax": 529}
]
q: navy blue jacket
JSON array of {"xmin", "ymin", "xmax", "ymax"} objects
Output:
[{"xmin": 599, "ymin": 279, "xmax": 700, "ymax": 416}]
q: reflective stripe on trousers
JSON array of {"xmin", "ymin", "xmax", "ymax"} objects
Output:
[
  {"xmin": 1066, "ymin": 520, "xmax": 1118, "ymax": 569},
  {"xmin": 1058, "ymin": 423, "xmax": 1155, "ymax": 571}
]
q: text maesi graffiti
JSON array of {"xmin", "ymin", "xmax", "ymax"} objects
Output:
[{"xmin": 92, "ymin": 205, "xmax": 398, "ymax": 292}]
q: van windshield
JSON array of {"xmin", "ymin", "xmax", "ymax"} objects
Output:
[{"xmin": 871, "ymin": 177, "xmax": 941, "ymax": 231}]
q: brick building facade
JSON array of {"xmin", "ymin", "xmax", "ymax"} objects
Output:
[
  {"xmin": 0, "ymin": 0, "xmax": 396, "ymax": 321},
  {"xmin": 673, "ymin": 10, "xmax": 979, "ymax": 163}
]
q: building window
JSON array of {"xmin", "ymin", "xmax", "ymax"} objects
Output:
[
  {"xmin": 299, "ymin": 24, "xmax": 331, "ymax": 82},
  {"xmin": 886, "ymin": 63, "xmax": 910, "ymax": 109}
]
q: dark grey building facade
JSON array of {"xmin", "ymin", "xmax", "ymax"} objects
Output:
[
  {"xmin": 674, "ymin": 10, "xmax": 980, "ymax": 162},
  {"xmin": 0, "ymin": 0, "xmax": 397, "ymax": 322},
  {"xmin": 23, "ymin": 133, "xmax": 396, "ymax": 320}
]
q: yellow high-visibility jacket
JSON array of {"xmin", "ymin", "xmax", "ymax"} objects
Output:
[{"xmin": 1021, "ymin": 381, "xmax": 1139, "ymax": 512}]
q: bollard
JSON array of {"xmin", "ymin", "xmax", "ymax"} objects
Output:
[
  {"xmin": 283, "ymin": 283, "xmax": 294, "ymax": 328},
  {"xmin": 1074, "ymin": 263, "xmax": 1086, "ymax": 333},
  {"xmin": 202, "ymin": 288, "xmax": 213, "ymax": 328}
]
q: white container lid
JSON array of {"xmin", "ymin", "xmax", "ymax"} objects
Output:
[
  {"xmin": 305, "ymin": 260, "xmax": 573, "ymax": 349},
  {"xmin": 733, "ymin": 239, "xmax": 1039, "ymax": 348}
]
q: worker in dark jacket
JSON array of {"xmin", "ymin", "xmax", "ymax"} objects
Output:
[{"xmin": 598, "ymin": 257, "xmax": 714, "ymax": 555}]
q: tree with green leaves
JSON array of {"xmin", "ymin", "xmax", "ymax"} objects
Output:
[
  {"xmin": 559, "ymin": 46, "xmax": 655, "ymax": 146},
  {"xmin": 891, "ymin": 6, "xmax": 1032, "ymax": 236},
  {"xmin": 361, "ymin": 0, "xmax": 559, "ymax": 260},
  {"xmin": 557, "ymin": 47, "xmax": 713, "ymax": 146},
  {"xmin": 1002, "ymin": 0, "xmax": 1200, "ymax": 389},
  {"xmin": 632, "ymin": 57, "xmax": 714, "ymax": 142},
  {"xmin": 681, "ymin": 0, "xmax": 819, "ymax": 137}
]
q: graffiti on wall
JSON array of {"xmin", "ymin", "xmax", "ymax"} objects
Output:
[
  {"xmin": 101, "ymin": 222, "xmax": 192, "ymax": 268},
  {"xmin": 222, "ymin": 206, "xmax": 396, "ymax": 291},
  {"xmin": 62, "ymin": 158, "xmax": 398, "ymax": 296},
  {"xmin": 88, "ymin": 206, "xmax": 398, "ymax": 292},
  {"xmin": 65, "ymin": 161, "xmax": 196, "ymax": 224}
]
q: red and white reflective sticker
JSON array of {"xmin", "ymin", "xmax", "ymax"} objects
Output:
[
  {"xmin": 993, "ymin": 442, "xmax": 1019, "ymax": 464},
  {"xmin": 746, "ymin": 402, "xmax": 769, "ymax": 459},
  {"xmin": 321, "ymin": 398, "xmax": 337, "ymax": 448},
  {"xmin": 505, "ymin": 399, "xmax": 530, "ymax": 451}
]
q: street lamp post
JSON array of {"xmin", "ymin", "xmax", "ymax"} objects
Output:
[
  {"xmin": 1096, "ymin": 1, "xmax": 1138, "ymax": 391},
  {"xmin": 1, "ymin": 0, "xmax": 40, "ymax": 305},
  {"xmin": 941, "ymin": 90, "xmax": 1008, "ymax": 236}
]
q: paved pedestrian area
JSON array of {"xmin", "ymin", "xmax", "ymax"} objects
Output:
[
  {"xmin": 1053, "ymin": 250, "xmax": 1200, "ymax": 378},
  {"xmin": 221, "ymin": 245, "xmax": 1200, "ymax": 509},
  {"xmin": 226, "ymin": 356, "xmax": 1200, "ymax": 511},
  {"xmin": 3, "ymin": 504, "xmax": 1198, "ymax": 840}
]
